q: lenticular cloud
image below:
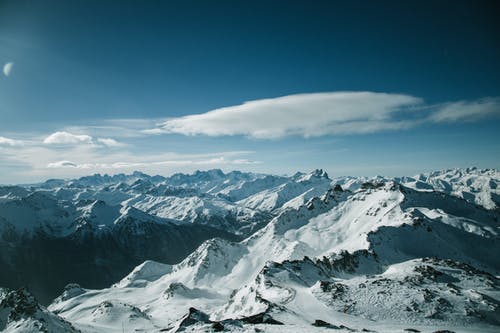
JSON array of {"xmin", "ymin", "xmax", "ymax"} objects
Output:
[
  {"xmin": 151, "ymin": 92, "xmax": 500, "ymax": 139},
  {"xmin": 157, "ymin": 92, "xmax": 423, "ymax": 138}
]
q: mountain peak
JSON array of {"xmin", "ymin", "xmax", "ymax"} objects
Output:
[
  {"xmin": 0, "ymin": 287, "xmax": 40, "ymax": 318},
  {"xmin": 132, "ymin": 170, "xmax": 149, "ymax": 178},
  {"xmin": 194, "ymin": 168, "xmax": 225, "ymax": 178},
  {"xmin": 311, "ymin": 168, "xmax": 329, "ymax": 179},
  {"xmin": 294, "ymin": 168, "xmax": 330, "ymax": 182}
]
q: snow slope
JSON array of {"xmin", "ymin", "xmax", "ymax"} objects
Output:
[
  {"xmin": 0, "ymin": 288, "xmax": 79, "ymax": 333},
  {"xmin": 401, "ymin": 167, "xmax": 500, "ymax": 210},
  {"xmin": 48, "ymin": 176, "xmax": 500, "ymax": 332},
  {"xmin": 0, "ymin": 194, "xmax": 240, "ymax": 305}
]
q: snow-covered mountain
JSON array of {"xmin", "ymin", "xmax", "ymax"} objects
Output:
[
  {"xmin": 1, "ymin": 168, "xmax": 338, "ymax": 236},
  {"xmin": 40, "ymin": 169, "xmax": 500, "ymax": 333},
  {"xmin": 0, "ymin": 193, "xmax": 239, "ymax": 305},
  {"xmin": 0, "ymin": 168, "xmax": 335, "ymax": 305},
  {"xmin": 400, "ymin": 167, "xmax": 500, "ymax": 210},
  {"xmin": 0, "ymin": 288, "xmax": 79, "ymax": 333}
]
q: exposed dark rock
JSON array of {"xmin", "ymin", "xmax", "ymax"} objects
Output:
[
  {"xmin": 0, "ymin": 287, "xmax": 80, "ymax": 332},
  {"xmin": 0, "ymin": 287, "xmax": 40, "ymax": 321},
  {"xmin": 178, "ymin": 307, "xmax": 211, "ymax": 328},
  {"xmin": 239, "ymin": 312, "xmax": 283, "ymax": 325},
  {"xmin": 0, "ymin": 223, "xmax": 240, "ymax": 305},
  {"xmin": 312, "ymin": 319, "xmax": 339, "ymax": 328},
  {"xmin": 361, "ymin": 181, "xmax": 385, "ymax": 190},
  {"xmin": 212, "ymin": 321, "xmax": 224, "ymax": 331}
]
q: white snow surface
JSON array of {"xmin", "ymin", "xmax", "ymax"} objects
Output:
[
  {"xmin": 1, "ymin": 167, "xmax": 500, "ymax": 332},
  {"xmin": 401, "ymin": 167, "xmax": 500, "ymax": 210},
  {"xmin": 44, "ymin": 170, "xmax": 500, "ymax": 333}
]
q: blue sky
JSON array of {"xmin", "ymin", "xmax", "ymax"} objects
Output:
[{"xmin": 0, "ymin": 0, "xmax": 499, "ymax": 183}]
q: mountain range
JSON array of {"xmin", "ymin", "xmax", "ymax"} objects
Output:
[{"xmin": 0, "ymin": 167, "xmax": 499, "ymax": 332}]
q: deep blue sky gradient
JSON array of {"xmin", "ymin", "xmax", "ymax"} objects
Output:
[{"xmin": 0, "ymin": 0, "xmax": 499, "ymax": 181}]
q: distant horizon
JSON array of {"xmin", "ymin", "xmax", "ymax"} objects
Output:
[{"xmin": 2, "ymin": 165, "xmax": 494, "ymax": 186}]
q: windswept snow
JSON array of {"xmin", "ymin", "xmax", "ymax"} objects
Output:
[
  {"xmin": 44, "ymin": 169, "xmax": 500, "ymax": 333},
  {"xmin": 1, "ymin": 167, "xmax": 500, "ymax": 332},
  {"xmin": 401, "ymin": 167, "xmax": 500, "ymax": 210}
]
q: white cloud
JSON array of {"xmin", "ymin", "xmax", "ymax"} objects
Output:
[
  {"xmin": 3, "ymin": 62, "xmax": 13, "ymax": 76},
  {"xmin": 226, "ymin": 158, "xmax": 262, "ymax": 165},
  {"xmin": 43, "ymin": 131, "xmax": 93, "ymax": 145},
  {"xmin": 148, "ymin": 92, "xmax": 500, "ymax": 139},
  {"xmin": 45, "ymin": 155, "xmax": 261, "ymax": 170},
  {"xmin": 0, "ymin": 139, "xmax": 262, "ymax": 182},
  {"xmin": 97, "ymin": 138, "xmax": 126, "ymax": 147},
  {"xmin": 1, "ymin": 91, "xmax": 499, "ymax": 184},
  {"xmin": 428, "ymin": 98, "xmax": 500, "ymax": 123},
  {"xmin": 0, "ymin": 136, "xmax": 23, "ymax": 146},
  {"xmin": 36, "ymin": 93, "xmax": 497, "ymax": 150},
  {"xmin": 64, "ymin": 118, "xmax": 165, "ymax": 139},
  {"xmin": 191, "ymin": 156, "xmax": 262, "ymax": 165},
  {"xmin": 154, "ymin": 92, "xmax": 424, "ymax": 138},
  {"xmin": 47, "ymin": 160, "xmax": 78, "ymax": 168},
  {"xmin": 43, "ymin": 131, "xmax": 126, "ymax": 148},
  {"xmin": 141, "ymin": 128, "xmax": 165, "ymax": 135}
]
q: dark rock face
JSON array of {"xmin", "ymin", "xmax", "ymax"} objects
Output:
[
  {"xmin": 0, "ymin": 224, "xmax": 240, "ymax": 305},
  {"xmin": 0, "ymin": 287, "xmax": 40, "ymax": 321},
  {"xmin": 211, "ymin": 321, "xmax": 225, "ymax": 331},
  {"xmin": 179, "ymin": 307, "xmax": 211, "ymax": 327},
  {"xmin": 176, "ymin": 307, "xmax": 212, "ymax": 331},
  {"xmin": 333, "ymin": 184, "xmax": 343, "ymax": 192},
  {"xmin": 312, "ymin": 319, "xmax": 354, "ymax": 331},
  {"xmin": 312, "ymin": 319, "xmax": 336, "ymax": 328},
  {"xmin": 0, "ymin": 287, "xmax": 80, "ymax": 332},
  {"xmin": 176, "ymin": 307, "xmax": 283, "ymax": 332},
  {"xmin": 239, "ymin": 312, "xmax": 283, "ymax": 325},
  {"xmin": 361, "ymin": 181, "xmax": 385, "ymax": 190}
]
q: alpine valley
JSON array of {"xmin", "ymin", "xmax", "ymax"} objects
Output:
[{"xmin": 0, "ymin": 167, "xmax": 499, "ymax": 333}]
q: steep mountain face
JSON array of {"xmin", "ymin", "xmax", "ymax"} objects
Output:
[
  {"xmin": 400, "ymin": 167, "xmax": 500, "ymax": 210},
  {"xmin": 0, "ymin": 287, "xmax": 80, "ymax": 333},
  {"xmin": 237, "ymin": 169, "xmax": 333, "ymax": 212},
  {"xmin": 1, "ymin": 167, "xmax": 499, "ymax": 332},
  {"xmin": 0, "ymin": 196, "xmax": 239, "ymax": 305},
  {"xmin": 0, "ymin": 168, "xmax": 337, "ymax": 240},
  {"xmin": 47, "ymin": 172, "xmax": 500, "ymax": 333},
  {"xmin": 0, "ymin": 169, "xmax": 335, "ymax": 306}
]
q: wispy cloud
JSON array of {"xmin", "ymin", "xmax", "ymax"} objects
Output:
[
  {"xmin": 146, "ymin": 92, "xmax": 500, "ymax": 139},
  {"xmin": 0, "ymin": 138, "xmax": 261, "ymax": 182},
  {"xmin": 96, "ymin": 138, "xmax": 127, "ymax": 147},
  {"xmin": 0, "ymin": 136, "xmax": 23, "ymax": 146},
  {"xmin": 1, "ymin": 91, "xmax": 499, "ymax": 184},
  {"xmin": 428, "ymin": 98, "xmax": 500, "ymax": 123},
  {"xmin": 63, "ymin": 118, "xmax": 166, "ymax": 139},
  {"xmin": 40, "ymin": 93, "xmax": 500, "ymax": 144},
  {"xmin": 46, "ymin": 156, "xmax": 261, "ymax": 170},
  {"xmin": 43, "ymin": 131, "xmax": 126, "ymax": 148}
]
